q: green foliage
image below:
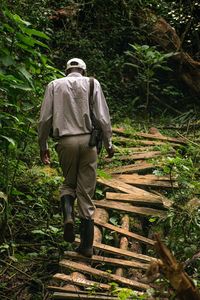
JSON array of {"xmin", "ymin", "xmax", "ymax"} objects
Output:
[{"xmin": 125, "ymin": 44, "xmax": 176, "ymax": 110}]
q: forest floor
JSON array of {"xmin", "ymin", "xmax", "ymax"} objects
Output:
[{"xmin": 0, "ymin": 118, "xmax": 200, "ymax": 300}]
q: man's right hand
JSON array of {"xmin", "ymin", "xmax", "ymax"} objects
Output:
[
  {"xmin": 40, "ymin": 149, "xmax": 50, "ymax": 165},
  {"xmin": 106, "ymin": 146, "xmax": 115, "ymax": 158}
]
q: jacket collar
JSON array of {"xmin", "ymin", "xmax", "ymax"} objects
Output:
[{"xmin": 67, "ymin": 72, "xmax": 83, "ymax": 77}]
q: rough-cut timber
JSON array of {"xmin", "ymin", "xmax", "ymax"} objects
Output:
[
  {"xmin": 107, "ymin": 162, "xmax": 157, "ymax": 174},
  {"xmin": 52, "ymin": 273, "xmax": 111, "ymax": 290},
  {"xmin": 112, "ymin": 136, "xmax": 170, "ymax": 146},
  {"xmin": 64, "ymin": 251, "xmax": 149, "ymax": 270},
  {"xmin": 59, "ymin": 259, "xmax": 150, "ymax": 290},
  {"xmin": 75, "ymin": 238, "xmax": 156, "ymax": 263},
  {"xmin": 94, "ymin": 220, "xmax": 155, "ymax": 246},
  {"xmin": 135, "ymin": 132, "xmax": 186, "ymax": 144},
  {"xmin": 94, "ymin": 200, "xmax": 166, "ymax": 218},
  {"xmin": 107, "ymin": 151, "xmax": 162, "ymax": 161},
  {"xmin": 112, "ymin": 128, "xmax": 186, "ymax": 144},
  {"xmin": 113, "ymin": 174, "xmax": 178, "ymax": 188},
  {"xmin": 106, "ymin": 192, "xmax": 172, "ymax": 208},
  {"xmin": 52, "ymin": 291, "xmax": 120, "ymax": 299}
]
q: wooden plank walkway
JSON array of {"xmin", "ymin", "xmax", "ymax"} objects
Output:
[{"xmin": 50, "ymin": 128, "xmax": 183, "ymax": 299}]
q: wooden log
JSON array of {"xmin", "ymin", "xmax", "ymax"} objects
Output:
[
  {"xmin": 106, "ymin": 192, "xmax": 172, "ymax": 208},
  {"xmin": 64, "ymin": 251, "xmax": 149, "ymax": 270},
  {"xmin": 116, "ymin": 214, "xmax": 129, "ymax": 277},
  {"xmin": 94, "ymin": 200, "xmax": 166, "ymax": 218},
  {"xmin": 94, "ymin": 208, "xmax": 109, "ymax": 246},
  {"xmin": 94, "ymin": 220, "xmax": 155, "ymax": 246},
  {"xmin": 52, "ymin": 273, "xmax": 111, "ymax": 290},
  {"xmin": 59, "ymin": 259, "xmax": 150, "ymax": 290},
  {"xmin": 75, "ymin": 238, "xmax": 156, "ymax": 263}
]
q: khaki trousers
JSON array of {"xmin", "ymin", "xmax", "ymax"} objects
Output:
[{"xmin": 56, "ymin": 134, "xmax": 97, "ymax": 219}]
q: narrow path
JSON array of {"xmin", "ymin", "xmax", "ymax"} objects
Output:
[{"xmin": 48, "ymin": 128, "xmax": 186, "ymax": 299}]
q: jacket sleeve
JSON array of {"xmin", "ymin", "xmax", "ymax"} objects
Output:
[
  {"xmin": 38, "ymin": 82, "xmax": 53, "ymax": 151},
  {"xmin": 92, "ymin": 79, "xmax": 112, "ymax": 149}
]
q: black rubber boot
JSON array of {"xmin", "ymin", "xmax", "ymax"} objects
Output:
[
  {"xmin": 61, "ymin": 195, "xmax": 75, "ymax": 243},
  {"xmin": 76, "ymin": 218, "xmax": 94, "ymax": 258}
]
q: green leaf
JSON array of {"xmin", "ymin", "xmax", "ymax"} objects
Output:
[
  {"xmin": 24, "ymin": 28, "xmax": 50, "ymax": 40},
  {"xmin": 4, "ymin": 9, "xmax": 31, "ymax": 26},
  {"xmin": 17, "ymin": 66, "xmax": 34, "ymax": 88},
  {"xmin": 0, "ymin": 55, "xmax": 15, "ymax": 66},
  {"xmin": 31, "ymin": 229, "xmax": 47, "ymax": 236},
  {"xmin": 0, "ymin": 135, "xmax": 16, "ymax": 146}
]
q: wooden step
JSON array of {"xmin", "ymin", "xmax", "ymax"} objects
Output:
[
  {"xmin": 113, "ymin": 174, "xmax": 178, "ymax": 188},
  {"xmin": 106, "ymin": 151, "xmax": 163, "ymax": 161},
  {"xmin": 75, "ymin": 238, "xmax": 156, "ymax": 263},
  {"xmin": 112, "ymin": 128, "xmax": 186, "ymax": 144},
  {"xmin": 107, "ymin": 162, "xmax": 157, "ymax": 174},
  {"xmin": 52, "ymin": 273, "xmax": 111, "ymax": 290},
  {"xmin": 59, "ymin": 259, "xmax": 150, "ymax": 290},
  {"xmin": 64, "ymin": 251, "xmax": 149, "ymax": 270},
  {"xmin": 97, "ymin": 177, "xmax": 172, "ymax": 207},
  {"xmin": 94, "ymin": 220, "xmax": 155, "ymax": 246},
  {"xmin": 135, "ymin": 132, "xmax": 186, "ymax": 144},
  {"xmin": 112, "ymin": 136, "xmax": 175, "ymax": 146},
  {"xmin": 97, "ymin": 177, "xmax": 164, "ymax": 196},
  {"xmin": 106, "ymin": 193, "xmax": 172, "ymax": 209},
  {"xmin": 52, "ymin": 290, "xmax": 119, "ymax": 299},
  {"xmin": 94, "ymin": 200, "xmax": 166, "ymax": 217}
]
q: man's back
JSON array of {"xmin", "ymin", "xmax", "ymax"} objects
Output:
[{"xmin": 50, "ymin": 74, "xmax": 92, "ymax": 138}]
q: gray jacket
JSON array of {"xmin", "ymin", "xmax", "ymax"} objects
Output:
[{"xmin": 38, "ymin": 72, "xmax": 112, "ymax": 151}]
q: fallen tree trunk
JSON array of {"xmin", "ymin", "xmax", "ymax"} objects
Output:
[
  {"xmin": 151, "ymin": 234, "xmax": 200, "ymax": 300},
  {"xmin": 150, "ymin": 15, "xmax": 200, "ymax": 96}
]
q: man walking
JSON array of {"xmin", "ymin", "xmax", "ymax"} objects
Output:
[{"xmin": 38, "ymin": 58, "xmax": 114, "ymax": 257}]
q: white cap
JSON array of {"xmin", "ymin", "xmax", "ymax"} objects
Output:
[{"xmin": 66, "ymin": 58, "xmax": 86, "ymax": 70}]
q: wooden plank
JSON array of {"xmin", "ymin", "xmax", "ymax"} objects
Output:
[
  {"xmin": 135, "ymin": 132, "xmax": 186, "ymax": 144},
  {"xmin": 97, "ymin": 177, "xmax": 164, "ymax": 197},
  {"xmin": 52, "ymin": 273, "xmax": 111, "ymax": 290},
  {"xmin": 107, "ymin": 151, "xmax": 163, "ymax": 161},
  {"xmin": 113, "ymin": 174, "xmax": 178, "ymax": 188},
  {"xmin": 115, "ymin": 146, "xmax": 155, "ymax": 153},
  {"xmin": 49, "ymin": 286, "xmax": 108, "ymax": 295},
  {"xmin": 52, "ymin": 291, "xmax": 118, "ymax": 299},
  {"xmin": 94, "ymin": 220, "xmax": 155, "ymax": 246},
  {"xmin": 106, "ymin": 192, "xmax": 162, "ymax": 204},
  {"xmin": 107, "ymin": 162, "xmax": 157, "ymax": 174},
  {"xmin": 75, "ymin": 238, "xmax": 156, "ymax": 263},
  {"xmin": 64, "ymin": 251, "xmax": 149, "ymax": 270},
  {"xmin": 98, "ymin": 177, "xmax": 172, "ymax": 208},
  {"xmin": 59, "ymin": 259, "xmax": 150, "ymax": 290},
  {"xmin": 94, "ymin": 200, "xmax": 166, "ymax": 217},
  {"xmin": 112, "ymin": 136, "xmax": 172, "ymax": 146},
  {"xmin": 112, "ymin": 128, "xmax": 186, "ymax": 144},
  {"xmin": 114, "ymin": 174, "xmax": 173, "ymax": 181}
]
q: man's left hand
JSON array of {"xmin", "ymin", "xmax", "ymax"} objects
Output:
[{"xmin": 40, "ymin": 149, "xmax": 50, "ymax": 164}]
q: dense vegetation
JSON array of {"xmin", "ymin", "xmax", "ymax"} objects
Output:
[{"xmin": 0, "ymin": 0, "xmax": 200, "ymax": 299}]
